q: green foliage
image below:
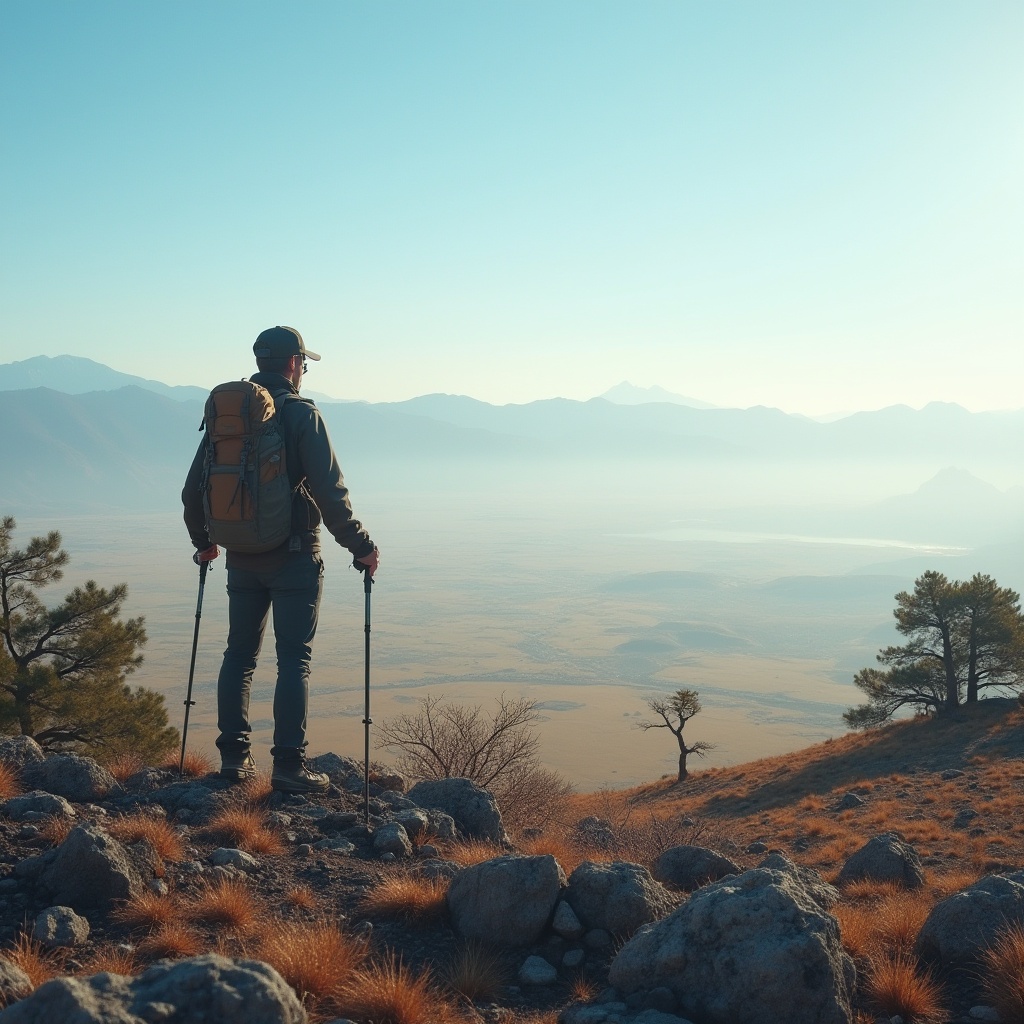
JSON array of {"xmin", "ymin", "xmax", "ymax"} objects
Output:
[
  {"xmin": 845, "ymin": 571, "xmax": 1024, "ymax": 729},
  {"xmin": 0, "ymin": 516, "xmax": 178, "ymax": 763}
]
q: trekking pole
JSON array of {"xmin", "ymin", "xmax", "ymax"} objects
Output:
[
  {"xmin": 179, "ymin": 556, "xmax": 210, "ymax": 777},
  {"xmin": 359, "ymin": 564, "xmax": 374, "ymax": 824}
]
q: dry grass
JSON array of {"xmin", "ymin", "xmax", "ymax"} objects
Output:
[
  {"xmin": 336, "ymin": 956, "xmax": 467, "ymax": 1024},
  {"xmin": 234, "ymin": 770, "xmax": 274, "ymax": 804},
  {"xmin": 518, "ymin": 834, "xmax": 602, "ymax": 875},
  {"xmin": 105, "ymin": 751, "xmax": 146, "ymax": 783},
  {"xmin": 107, "ymin": 814, "xmax": 185, "ymax": 862},
  {"xmin": 255, "ymin": 920, "xmax": 366, "ymax": 1010},
  {"xmin": 203, "ymin": 806, "xmax": 285, "ymax": 856},
  {"xmin": 360, "ymin": 871, "xmax": 449, "ymax": 924},
  {"xmin": 444, "ymin": 942, "xmax": 506, "ymax": 1001},
  {"xmin": 981, "ymin": 922, "xmax": 1024, "ymax": 1023},
  {"xmin": 443, "ymin": 839, "xmax": 507, "ymax": 867},
  {"xmin": 4, "ymin": 934, "xmax": 60, "ymax": 989},
  {"xmin": 568, "ymin": 974, "xmax": 599, "ymax": 1002},
  {"xmin": 0, "ymin": 761, "xmax": 21, "ymax": 801},
  {"xmin": 836, "ymin": 890, "xmax": 931, "ymax": 961},
  {"xmin": 840, "ymin": 879, "xmax": 902, "ymax": 902},
  {"xmin": 864, "ymin": 953, "xmax": 945, "ymax": 1023},
  {"xmin": 187, "ymin": 879, "xmax": 258, "ymax": 933},
  {"xmin": 928, "ymin": 868, "xmax": 981, "ymax": 899},
  {"xmin": 36, "ymin": 815, "xmax": 74, "ymax": 847},
  {"xmin": 112, "ymin": 890, "xmax": 182, "ymax": 931},
  {"xmin": 78, "ymin": 944, "xmax": 139, "ymax": 976},
  {"xmin": 136, "ymin": 922, "xmax": 203, "ymax": 961},
  {"xmin": 284, "ymin": 885, "xmax": 319, "ymax": 910},
  {"xmin": 163, "ymin": 748, "xmax": 215, "ymax": 778}
]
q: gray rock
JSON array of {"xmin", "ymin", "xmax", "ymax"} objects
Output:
[
  {"xmin": 407, "ymin": 778, "xmax": 508, "ymax": 843},
  {"xmin": 561, "ymin": 1003, "xmax": 628, "ymax": 1024},
  {"xmin": 573, "ymin": 816, "xmax": 615, "ymax": 849},
  {"xmin": 393, "ymin": 808, "xmax": 430, "ymax": 840},
  {"xmin": 552, "ymin": 899, "xmax": 585, "ymax": 940},
  {"xmin": 836, "ymin": 832, "xmax": 925, "ymax": 890},
  {"xmin": 32, "ymin": 906, "xmax": 90, "ymax": 948},
  {"xmin": 308, "ymin": 753, "xmax": 363, "ymax": 788},
  {"xmin": 833, "ymin": 792, "xmax": 865, "ymax": 810},
  {"xmin": 652, "ymin": 845, "xmax": 740, "ymax": 893},
  {"xmin": 20, "ymin": 754, "xmax": 114, "ymax": 803},
  {"xmin": 584, "ymin": 928, "xmax": 613, "ymax": 949},
  {"xmin": 641, "ymin": 988, "xmax": 678, "ymax": 1013},
  {"xmin": 0, "ymin": 737, "xmax": 45, "ymax": 772},
  {"xmin": 563, "ymin": 948, "xmax": 585, "ymax": 968},
  {"xmin": 634, "ymin": 1013, "xmax": 696, "ymax": 1024},
  {"xmin": 373, "ymin": 768, "xmax": 407, "ymax": 793},
  {"xmin": 566, "ymin": 861, "xmax": 676, "ymax": 937},
  {"xmin": 0, "ymin": 958, "xmax": 32, "ymax": 1009},
  {"xmin": 209, "ymin": 848, "xmax": 259, "ymax": 872},
  {"xmin": 954, "ymin": 808, "xmax": 978, "ymax": 829},
  {"xmin": 916, "ymin": 872, "xmax": 1024, "ymax": 966},
  {"xmin": 312, "ymin": 838, "xmax": 356, "ymax": 854},
  {"xmin": 745, "ymin": 841, "xmax": 769, "ymax": 855},
  {"xmin": 968, "ymin": 1007, "xmax": 1000, "ymax": 1022},
  {"xmin": 149, "ymin": 782, "xmax": 225, "ymax": 824},
  {"xmin": 757, "ymin": 852, "xmax": 840, "ymax": 910},
  {"xmin": 373, "ymin": 822, "xmax": 412, "ymax": 858},
  {"xmin": 447, "ymin": 854, "xmax": 564, "ymax": 945},
  {"xmin": 941, "ymin": 769, "xmax": 965, "ymax": 780},
  {"xmin": 609, "ymin": 867, "xmax": 855, "ymax": 1024},
  {"xmin": 0, "ymin": 953, "xmax": 306, "ymax": 1023},
  {"xmin": 122, "ymin": 768, "xmax": 168, "ymax": 793},
  {"xmin": 422, "ymin": 808, "xmax": 458, "ymax": 843},
  {"xmin": 409, "ymin": 859, "xmax": 461, "ymax": 882},
  {"xmin": 37, "ymin": 824, "xmax": 143, "ymax": 912},
  {"xmin": 3, "ymin": 792, "xmax": 75, "ymax": 822},
  {"xmin": 518, "ymin": 955, "xmax": 557, "ymax": 985}
]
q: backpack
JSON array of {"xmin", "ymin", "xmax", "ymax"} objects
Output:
[{"xmin": 200, "ymin": 380, "xmax": 296, "ymax": 553}]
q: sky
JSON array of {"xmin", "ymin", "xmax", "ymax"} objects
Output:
[{"xmin": 1, "ymin": 1, "xmax": 1022, "ymax": 414}]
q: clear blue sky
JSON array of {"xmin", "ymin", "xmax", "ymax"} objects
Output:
[{"xmin": 2, "ymin": 1, "xmax": 1021, "ymax": 413}]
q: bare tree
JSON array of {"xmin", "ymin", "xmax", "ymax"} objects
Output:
[
  {"xmin": 637, "ymin": 688, "xmax": 714, "ymax": 782},
  {"xmin": 376, "ymin": 693, "xmax": 572, "ymax": 833}
]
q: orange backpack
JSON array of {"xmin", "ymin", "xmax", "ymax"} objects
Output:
[{"xmin": 201, "ymin": 381, "xmax": 295, "ymax": 553}]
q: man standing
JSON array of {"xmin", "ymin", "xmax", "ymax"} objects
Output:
[{"xmin": 182, "ymin": 326, "xmax": 379, "ymax": 793}]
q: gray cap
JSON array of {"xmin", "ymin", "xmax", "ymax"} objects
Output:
[{"xmin": 253, "ymin": 326, "xmax": 321, "ymax": 361}]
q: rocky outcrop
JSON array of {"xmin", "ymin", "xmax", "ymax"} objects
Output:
[
  {"xmin": 407, "ymin": 778, "xmax": 508, "ymax": 843},
  {"xmin": 565, "ymin": 861, "xmax": 676, "ymax": 937},
  {"xmin": 651, "ymin": 845, "xmax": 740, "ymax": 892},
  {"xmin": 0, "ymin": 954, "xmax": 306, "ymax": 1023},
  {"xmin": 916, "ymin": 871, "xmax": 1024, "ymax": 966},
  {"xmin": 0, "ymin": 738, "xmax": 45, "ymax": 773},
  {"xmin": 836, "ymin": 832, "xmax": 925, "ymax": 890},
  {"xmin": 20, "ymin": 754, "xmax": 114, "ymax": 803},
  {"xmin": 447, "ymin": 854, "xmax": 564, "ymax": 945},
  {"xmin": 36, "ymin": 825, "xmax": 143, "ymax": 912},
  {"xmin": 757, "ymin": 852, "xmax": 840, "ymax": 910},
  {"xmin": 609, "ymin": 867, "xmax": 855, "ymax": 1024},
  {"xmin": 2, "ymin": 792, "xmax": 75, "ymax": 822},
  {"xmin": 32, "ymin": 906, "xmax": 90, "ymax": 948}
]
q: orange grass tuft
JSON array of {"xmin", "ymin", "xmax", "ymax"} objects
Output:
[
  {"xmin": 79, "ymin": 944, "xmax": 139, "ymax": 976},
  {"xmin": 5, "ymin": 933, "xmax": 60, "ymax": 989},
  {"xmin": 0, "ymin": 761, "xmax": 21, "ymax": 801},
  {"xmin": 234, "ymin": 770, "xmax": 274, "ymax": 804},
  {"xmin": 107, "ymin": 814, "xmax": 185, "ymax": 862},
  {"xmin": 105, "ymin": 751, "xmax": 146, "ymax": 783},
  {"xmin": 337, "ymin": 955, "xmax": 467, "ymax": 1024},
  {"xmin": 360, "ymin": 872, "xmax": 449, "ymax": 924},
  {"xmin": 284, "ymin": 885, "xmax": 319, "ymax": 910},
  {"xmin": 981, "ymin": 922, "xmax": 1024, "ymax": 1022},
  {"xmin": 442, "ymin": 840, "xmax": 507, "ymax": 867},
  {"xmin": 864, "ymin": 953, "xmax": 945, "ymax": 1024},
  {"xmin": 568, "ymin": 974, "xmax": 599, "ymax": 1003},
  {"xmin": 163, "ymin": 748, "xmax": 215, "ymax": 778},
  {"xmin": 136, "ymin": 922, "xmax": 202, "ymax": 961},
  {"xmin": 112, "ymin": 890, "xmax": 182, "ymax": 931},
  {"xmin": 928, "ymin": 868, "xmax": 981, "ymax": 898},
  {"xmin": 518, "ymin": 834, "xmax": 604, "ymax": 874},
  {"xmin": 255, "ymin": 920, "xmax": 366, "ymax": 1009},
  {"xmin": 444, "ymin": 942, "xmax": 506, "ymax": 1001},
  {"xmin": 36, "ymin": 815, "xmax": 74, "ymax": 847},
  {"xmin": 203, "ymin": 806, "xmax": 285, "ymax": 856},
  {"xmin": 188, "ymin": 879, "xmax": 258, "ymax": 933}
]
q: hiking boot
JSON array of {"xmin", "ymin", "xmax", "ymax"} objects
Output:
[
  {"xmin": 220, "ymin": 750, "xmax": 257, "ymax": 781},
  {"xmin": 271, "ymin": 760, "xmax": 330, "ymax": 794}
]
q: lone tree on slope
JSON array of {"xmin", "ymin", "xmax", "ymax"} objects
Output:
[
  {"xmin": 637, "ymin": 688, "xmax": 714, "ymax": 782},
  {"xmin": 844, "ymin": 570, "xmax": 1024, "ymax": 728},
  {"xmin": 0, "ymin": 516, "xmax": 178, "ymax": 762}
]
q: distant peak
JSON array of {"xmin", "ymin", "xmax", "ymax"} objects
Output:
[{"xmin": 600, "ymin": 381, "xmax": 717, "ymax": 409}]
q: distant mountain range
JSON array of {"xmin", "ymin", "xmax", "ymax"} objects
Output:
[{"xmin": 599, "ymin": 381, "xmax": 718, "ymax": 409}]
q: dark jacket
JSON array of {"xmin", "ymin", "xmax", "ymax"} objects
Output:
[{"xmin": 182, "ymin": 372, "xmax": 375, "ymax": 569}]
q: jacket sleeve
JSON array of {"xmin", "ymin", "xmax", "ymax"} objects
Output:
[
  {"xmin": 294, "ymin": 403, "xmax": 375, "ymax": 558},
  {"xmin": 181, "ymin": 437, "xmax": 212, "ymax": 550}
]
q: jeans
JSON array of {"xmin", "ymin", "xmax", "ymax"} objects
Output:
[{"xmin": 216, "ymin": 552, "xmax": 324, "ymax": 763}]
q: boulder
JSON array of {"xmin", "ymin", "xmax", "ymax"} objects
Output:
[
  {"xmin": 652, "ymin": 845, "xmax": 740, "ymax": 892},
  {"xmin": 609, "ymin": 867, "xmax": 855, "ymax": 1024},
  {"xmin": 373, "ymin": 822, "xmax": 412, "ymax": 858},
  {"xmin": 915, "ymin": 872, "xmax": 1024, "ymax": 966},
  {"xmin": 0, "ymin": 737, "xmax": 45, "ymax": 772},
  {"xmin": 836, "ymin": 832, "xmax": 925, "ymax": 890},
  {"xmin": 565, "ymin": 861, "xmax": 676, "ymax": 937},
  {"xmin": 552, "ymin": 899, "xmax": 585, "ymax": 941},
  {"xmin": 37, "ymin": 824, "xmax": 143, "ymax": 912},
  {"xmin": 447, "ymin": 854, "xmax": 564, "ymax": 945},
  {"xmin": 519, "ymin": 955, "xmax": 557, "ymax": 985},
  {"xmin": 308, "ymin": 753, "xmax": 363, "ymax": 790},
  {"xmin": 392, "ymin": 809, "xmax": 430, "ymax": 840},
  {"xmin": 32, "ymin": 907, "xmax": 90, "ymax": 949},
  {"xmin": 20, "ymin": 754, "xmax": 114, "ymax": 803},
  {"xmin": 149, "ymin": 781, "xmax": 225, "ymax": 824},
  {"xmin": 0, "ymin": 959, "xmax": 32, "ymax": 1009},
  {"xmin": 0, "ymin": 953, "xmax": 306, "ymax": 1023},
  {"xmin": 407, "ymin": 778, "xmax": 507, "ymax": 843},
  {"xmin": 757, "ymin": 852, "xmax": 840, "ymax": 910},
  {"xmin": 3, "ymin": 792, "xmax": 75, "ymax": 822},
  {"xmin": 573, "ymin": 816, "xmax": 615, "ymax": 850},
  {"xmin": 209, "ymin": 848, "xmax": 259, "ymax": 872}
]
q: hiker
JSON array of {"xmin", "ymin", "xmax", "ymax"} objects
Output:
[{"xmin": 182, "ymin": 326, "xmax": 379, "ymax": 794}]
